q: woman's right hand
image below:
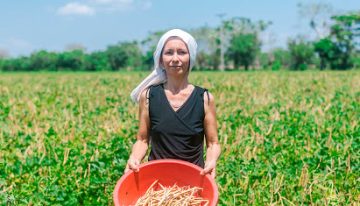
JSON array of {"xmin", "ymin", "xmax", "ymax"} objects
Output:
[{"xmin": 124, "ymin": 157, "xmax": 140, "ymax": 173}]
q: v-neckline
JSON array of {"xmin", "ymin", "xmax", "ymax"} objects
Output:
[{"xmin": 161, "ymin": 84, "xmax": 197, "ymax": 113}]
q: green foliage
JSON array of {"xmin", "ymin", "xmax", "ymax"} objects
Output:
[
  {"xmin": 0, "ymin": 57, "xmax": 31, "ymax": 71},
  {"xmin": 1, "ymin": 71, "xmax": 359, "ymax": 205},
  {"xmin": 222, "ymin": 17, "xmax": 270, "ymax": 70},
  {"xmin": 273, "ymin": 48, "xmax": 291, "ymax": 69},
  {"xmin": 57, "ymin": 50, "xmax": 86, "ymax": 71},
  {"xmin": 1, "ymin": 13, "xmax": 359, "ymax": 72},
  {"xmin": 227, "ymin": 33, "xmax": 260, "ymax": 70},
  {"xmin": 106, "ymin": 41, "xmax": 143, "ymax": 71},
  {"xmin": 260, "ymin": 49, "xmax": 291, "ymax": 71},
  {"xmin": 352, "ymin": 53, "xmax": 360, "ymax": 68},
  {"xmin": 195, "ymin": 51, "xmax": 219, "ymax": 70},
  {"xmin": 141, "ymin": 50, "xmax": 154, "ymax": 71},
  {"xmin": 314, "ymin": 38, "xmax": 337, "ymax": 70},
  {"xmin": 84, "ymin": 51, "xmax": 111, "ymax": 71},
  {"xmin": 0, "ymin": 42, "xmax": 145, "ymax": 72},
  {"xmin": 271, "ymin": 60, "xmax": 281, "ymax": 71},
  {"xmin": 312, "ymin": 12, "xmax": 359, "ymax": 70},
  {"xmin": 29, "ymin": 50, "xmax": 58, "ymax": 71},
  {"xmin": 327, "ymin": 12, "xmax": 360, "ymax": 70},
  {"xmin": 288, "ymin": 38, "xmax": 314, "ymax": 70},
  {"xmin": 106, "ymin": 45, "xmax": 129, "ymax": 71},
  {"xmin": 0, "ymin": 73, "xmax": 136, "ymax": 205}
]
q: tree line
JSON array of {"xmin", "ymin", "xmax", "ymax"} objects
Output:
[{"xmin": 0, "ymin": 10, "xmax": 359, "ymax": 71}]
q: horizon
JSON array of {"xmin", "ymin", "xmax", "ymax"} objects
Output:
[{"xmin": 0, "ymin": 0, "xmax": 359, "ymax": 58}]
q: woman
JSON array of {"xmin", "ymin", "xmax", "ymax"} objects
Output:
[{"xmin": 125, "ymin": 29, "xmax": 221, "ymax": 178}]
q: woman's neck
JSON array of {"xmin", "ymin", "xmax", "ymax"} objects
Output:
[{"xmin": 164, "ymin": 75, "xmax": 189, "ymax": 94}]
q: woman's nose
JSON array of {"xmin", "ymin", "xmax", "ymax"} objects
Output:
[{"xmin": 171, "ymin": 53, "xmax": 180, "ymax": 62}]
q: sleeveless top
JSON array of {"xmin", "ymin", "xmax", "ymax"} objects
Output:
[{"xmin": 148, "ymin": 84, "xmax": 207, "ymax": 168}]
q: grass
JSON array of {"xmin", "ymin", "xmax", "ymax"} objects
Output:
[{"xmin": 0, "ymin": 71, "xmax": 359, "ymax": 205}]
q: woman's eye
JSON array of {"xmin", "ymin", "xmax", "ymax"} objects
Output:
[{"xmin": 178, "ymin": 50, "xmax": 187, "ymax": 55}]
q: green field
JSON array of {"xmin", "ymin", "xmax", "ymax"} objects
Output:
[{"xmin": 1, "ymin": 71, "xmax": 359, "ymax": 205}]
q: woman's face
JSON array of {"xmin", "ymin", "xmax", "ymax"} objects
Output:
[{"xmin": 161, "ymin": 38, "xmax": 190, "ymax": 75}]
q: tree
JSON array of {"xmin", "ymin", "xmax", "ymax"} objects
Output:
[
  {"xmin": 288, "ymin": 38, "xmax": 314, "ymax": 70},
  {"xmin": 312, "ymin": 12, "xmax": 359, "ymax": 70},
  {"xmin": 328, "ymin": 12, "xmax": 360, "ymax": 69},
  {"xmin": 57, "ymin": 50, "xmax": 85, "ymax": 71},
  {"xmin": 226, "ymin": 33, "xmax": 260, "ymax": 70},
  {"xmin": 272, "ymin": 48, "xmax": 291, "ymax": 69},
  {"xmin": 191, "ymin": 17, "xmax": 270, "ymax": 71},
  {"xmin": 29, "ymin": 50, "xmax": 58, "ymax": 71},
  {"xmin": 106, "ymin": 41, "xmax": 142, "ymax": 71},
  {"xmin": 260, "ymin": 48, "xmax": 291, "ymax": 70},
  {"xmin": 353, "ymin": 52, "xmax": 360, "ymax": 68},
  {"xmin": 0, "ymin": 57, "xmax": 31, "ymax": 71},
  {"xmin": 313, "ymin": 38, "xmax": 336, "ymax": 70},
  {"xmin": 84, "ymin": 51, "xmax": 110, "ymax": 71},
  {"xmin": 106, "ymin": 45, "xmax": 128, "ymax": 71},
  {"xmin": 218, "ymin": 17, "xmax": 271, "ymax": 70},
  {"xmin": 122, "ymin": 41, "xmax": 143, "ymax": 70}
]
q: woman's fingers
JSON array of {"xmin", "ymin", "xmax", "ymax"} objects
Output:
[
  {"xmin": 200, "ymin": 161, "xmax": 216, "ymax": 178},
  {"xmin": 201, "ymin": 166, "xmax": 213, "ymax": 175},
  {"xmin": 124, "ymin": 158, "xmax": 140, "ymax": 173}
]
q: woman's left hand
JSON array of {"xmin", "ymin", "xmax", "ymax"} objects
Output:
[{"xmin": 201, "ymin": 160, "xmax": 216, "ymax": 179}]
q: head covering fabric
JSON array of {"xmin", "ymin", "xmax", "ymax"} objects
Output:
[{"xmin": 130, "ymin": 29, "xmax": 198, "ymax": 103}]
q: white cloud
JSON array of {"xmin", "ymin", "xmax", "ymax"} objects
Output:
[{"xmin": 57, "ymin": 2, "xmax": 95, "ymax": 16}]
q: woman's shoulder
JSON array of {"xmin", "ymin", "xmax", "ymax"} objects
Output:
[
  {"xmin": 193, "ymin": 85, "xmax": 210, "ymax": 95},
  {"xmin": 193, "ymin": 84, "xmax": 206, "ymax": 91},
  {"xmin": 140, "ymin": 83, "xmax": 164, "ymax": 102},
  {"xmin": 194, "ymin": 85, "xmax": 214, "ymax": 106},
  {"xmin": 149, "ymin": 83, "xmax": 163, "ymax": 91}
]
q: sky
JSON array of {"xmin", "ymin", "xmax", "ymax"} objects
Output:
[{"xmin": 0, "ymin": 0, "xmax": 359, "ymax": 57}]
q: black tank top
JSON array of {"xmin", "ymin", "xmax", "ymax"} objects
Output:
[{"xmin": 148, "ymin": 84, "xmax": 207, "ymax": 168}]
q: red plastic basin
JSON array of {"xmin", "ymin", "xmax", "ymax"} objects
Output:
[{"xmin": 113, "ymin": 159, "xmax": 218, "ymax": 206}]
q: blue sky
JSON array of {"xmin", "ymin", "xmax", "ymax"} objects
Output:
[{"xmin": 0, "ymin": 0, "xmax": 359, "ymax": 57}]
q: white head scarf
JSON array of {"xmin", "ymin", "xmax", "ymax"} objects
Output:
[{"xmin": 130, "ymin": 29, "xmax": 198, "ymax": 103}]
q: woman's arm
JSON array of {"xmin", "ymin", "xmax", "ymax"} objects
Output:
[
  {"xmin": 124, "ymin": 90, "xmax": 150, "ymax": 173},
  {"xmin": 201, "ymin": 91, "xmax": 221, "ymax": 178}
]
